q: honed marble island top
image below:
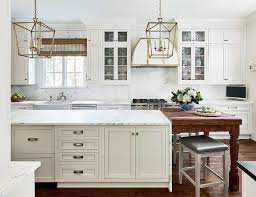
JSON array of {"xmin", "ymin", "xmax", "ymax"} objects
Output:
[{"xmin": 11, "ymin": 110, "xmax": 171, "ymax": 125}]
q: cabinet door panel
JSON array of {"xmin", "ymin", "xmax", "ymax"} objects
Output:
[
  {"xmin": 224, "ymin": 30, "xmax": 242, "ymax": 44},
  {"xmin": 88, "ymin": 30, "xmax": 101, "ymax": 44},
  {"xmin": 104, "ymin": 127, "xmax": 135, "ymax": 179},
  {"xmin": 87, "ymin": 45, "xmax": 100, "ymax": 81},
  {"xmin": 224, "ymin": 45, "xmax": 242, "ymax": 83},
  {"xmin": 12, "ymin": 46, "xmax": 28, "ymax": 83},
  {"xmin": 209, "ymin": 30, "xmax": 224, "ymax": 44},
  {"xmin": 208, "ymin": 45, "xmax": 224, "ymax": 82},
  {"xmin": 136, "ymin": 127, "xmax": 167, "ymax": 179}
]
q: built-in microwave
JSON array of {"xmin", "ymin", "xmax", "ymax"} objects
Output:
[{"xmin": 226, "ymin": 85, "xmax": 247, "ymax": 100}]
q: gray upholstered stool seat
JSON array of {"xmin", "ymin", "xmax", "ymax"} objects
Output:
[{"xmin": 179, "ymin": 135, "xmax": 228, "ymax": 154}]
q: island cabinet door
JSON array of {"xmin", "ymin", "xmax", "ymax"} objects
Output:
[
  {"xmin": 104, "ymin": 127, "xmax": 135, "ymax": 179},
  {"xmin": 135, "ymin": 126, "xmax": 168, "ymax": 180}
]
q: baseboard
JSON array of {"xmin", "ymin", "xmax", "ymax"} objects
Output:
[
  {"xmin": 250, "ymin": 133, "xmax": 256, "ymax": 142},
  {"xmin": 57, "ymin": 182, "xmax": 170, "ymax": 189}
]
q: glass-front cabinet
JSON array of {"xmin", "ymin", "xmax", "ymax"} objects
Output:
[
  {"xmin": 181, "ymin": 45, "xmax": 207, "ymax": 82},
  {"xmin": 180, "ymin": 29, "xmax": 207, "ymax": 44},
  {"xmin": 104, "ymin": 46, "xmax": 129, "ymax": 81},
  {"xmin": 102, "ymin": 30, "xmax": 130, "ymax": 82},
  {"xmin": 103, "ymin": 31, "xmax": 128, "ymax": 43}
]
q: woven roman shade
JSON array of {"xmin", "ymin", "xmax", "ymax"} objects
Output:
[{"xmin": 39, "ymin": 38, "xmax": 87, "ymax": 57}]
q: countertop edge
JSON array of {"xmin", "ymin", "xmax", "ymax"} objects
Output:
[{"xmin": 238, "ymin": 161, "xmax": 256, "ymax": 182}]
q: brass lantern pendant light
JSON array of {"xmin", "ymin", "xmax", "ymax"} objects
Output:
[
  {"xmin": 146, "ymin": 0, "xmax": 177, "ymax": 58},
  {"xmin": 12, "ymin": 0, "xmax": 55, "ymax": 58}
]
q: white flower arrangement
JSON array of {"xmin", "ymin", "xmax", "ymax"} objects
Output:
[{"xmin": 171, "ymin": 87, "xmax": 203, "ymax": 105}]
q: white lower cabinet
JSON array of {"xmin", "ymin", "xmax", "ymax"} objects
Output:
[
  {"xmin": 12, "ymin": 125, "xmax": 170, "ymax": 187},
  {"xmin": 11, "ymin": 126, "xmax": 55, "ymax": 182},
  {"xmin": 104, "ymin": 127, "xmax": 135, "ymax": 179},
  {"xmin": 104, "ymin": 126, "xmax": 168, "ymax": 181},
  {"xmin": 135, "ymin": 127, "xmax": 167, "ymax": 180}
]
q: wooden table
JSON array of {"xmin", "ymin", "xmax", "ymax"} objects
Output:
[{"xmin": 161, "ymin": 107, "xmax": 242, "ymax": 191}]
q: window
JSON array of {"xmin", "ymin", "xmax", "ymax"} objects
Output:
[{"xmin": 43, "ymin": 56, "xmax": 85, "ymax": 87}]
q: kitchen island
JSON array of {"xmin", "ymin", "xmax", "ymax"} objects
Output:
[{"xmin": 11, "ymin": 110, "xmax": 172, "ymax": 190}]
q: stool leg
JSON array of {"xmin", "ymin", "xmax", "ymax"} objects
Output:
[
  {"xmin": 195, "ymin": 154, "xmax": 201, "ymax": 197},
  {"xmin": 178, "ymin": 143, "xmax": 183, "ymax": 184},
  {"xmin": 202, "ymin": 157, "xmax": 207, "ymax": 180},
  {"xmin": 173, "ymin": 134, "xmax": 177, "ymax": 165},
  {"xmin": 223, "ymin": 150, "xmax": 229, "ymax": 197}
]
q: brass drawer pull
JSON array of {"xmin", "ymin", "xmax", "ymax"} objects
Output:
[
  {"xmin": 73, "ymin": 155, "xmax": 84, "ymax": 159},
  {"xmin": 73, "ymin": 170, "xmax": 83, "ymax": 174},
  {"xmin": 73, "ymin": 130, "xmax": 83, "ymax": 135},
  {"xmin": 27, "ymin": 138, "xmax": 38, "ymax": 142},
  {"xmin": 73, "ymin": 143, "xmax": 83, "ymax": 147}
]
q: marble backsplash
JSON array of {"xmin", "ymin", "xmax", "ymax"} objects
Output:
[{"xmin": 11, "ymin": 67, "xmax": 227, "ymax": 102}]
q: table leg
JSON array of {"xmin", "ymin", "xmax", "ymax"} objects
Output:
[{"xmin": 229, "ymin": 125, "xmax": 239, "ymax": 191}]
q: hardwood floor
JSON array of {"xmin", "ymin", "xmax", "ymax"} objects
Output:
[{"xmin": 36, "ymin": 139, "xmax": 256, "ymax": 197}]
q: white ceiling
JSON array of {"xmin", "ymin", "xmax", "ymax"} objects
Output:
[{"xmin": 11, "ymin": 0, "xmax": 256, "ymax": 22}]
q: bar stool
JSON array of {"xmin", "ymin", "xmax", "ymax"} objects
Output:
[{"xmin": 179, "ymin": 135, "xmax": 229, "ymax": 197}]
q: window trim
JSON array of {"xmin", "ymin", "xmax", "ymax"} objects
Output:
[{"xmin": 38, "ymin": 56, "xmax": 87, "ymax": 89}]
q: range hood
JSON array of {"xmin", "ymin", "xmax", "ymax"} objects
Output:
[{"xmin": 131, "ymin": 38, "xmax": 179, "ymax": 67}]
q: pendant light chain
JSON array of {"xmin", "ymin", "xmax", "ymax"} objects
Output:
[
  {"xmin": 34, "ymin": 0, "xmax": 38, "ymax": 20},
  {"xmin": 159, "ymin": 0, "xmax": 162, "ymax": 19}
]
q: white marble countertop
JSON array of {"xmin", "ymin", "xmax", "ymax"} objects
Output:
[
  {"xmin": 11, "ymin": 100, "xmax": 131, "ymax": 106},
  {"xmin": 11, "ymin": 110, "xmax": 171, "ymax": 126},
  {"xmin": 0, "ymin": 161, "xmax": 41, "ymax": 194}
]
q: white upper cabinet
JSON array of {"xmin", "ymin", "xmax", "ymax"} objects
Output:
[
  {"xmin": 86, "ymin": 27, "xmax": 131, "ymax": 84},
  {"xmin": 224, "ymin": 44, "xmax": 243, "ymax": 83},
  {"xmin": 87, "ymin": 29, "xmax": 101, "ymax": 45},
  {"xmin": 179, "ymin": 24, "xmax": 245, "ymax": 85},
  {"xmin": 180, "ymin": 29, "xmax": 208, "ymax": 44},
  {"xmin": 180, "ymin": 45, "xmax": 208, "ymax": 83},
  {"xmin": 209, "ymin": 29, "xmax": 243, "ymax": 44},
  {"xmin": 223, "ymin": 30, "xmax": 243, "ymax": 44},
  {"xmin": 102, "ymin": 30, "xmax": 130, "ymax": 83},
  {"xmin": 11, "ymin": 29, "xmax": 36, "ymax": 85},
  {"xmin": 208, "ymin": 45, "xmax": 224, "ymax": 83}
]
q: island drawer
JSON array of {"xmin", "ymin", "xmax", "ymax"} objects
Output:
[
  {"xmin": 12, "ymin": 126, "xmax": 54, "ymax": 154},
  {"xmin": 58, "ymin": 152, "xmax": 99, "ymax": 163},
  {"xmin": 57, "ymin": 164, "xmax": 99, "ymax": 182},
  {"xmin": 58, "ymin": 139, "xmax": 99, "ymax": 150},
  {"xmin": 57, "ymin": 126, "xmax": 99, "ymax": 138}
]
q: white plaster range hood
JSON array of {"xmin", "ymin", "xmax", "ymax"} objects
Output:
[{"xmin": 131, "ymin": 38, "xmax": 179, "ymax": 67}]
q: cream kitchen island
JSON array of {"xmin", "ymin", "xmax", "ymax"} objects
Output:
[{"xmin": 11, "ymin": 110, "xmax": 172, "ymax": 191}]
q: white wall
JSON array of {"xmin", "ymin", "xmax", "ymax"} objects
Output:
[
  {"xmin": 0, "ymin": 0, "xmax": 11, "ymax": 190},
  {"xmin": 246, "ymin": 14, "xmax": 256, "ymax": 136}
]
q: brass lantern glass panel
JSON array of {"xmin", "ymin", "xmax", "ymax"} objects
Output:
[
  {"xmin": 146, "ymin": 20, "xmax": 177, "ymax": 59},
  {"xmin": 13, "ymin": 21, "xmax": 55, "ymax": 58}
]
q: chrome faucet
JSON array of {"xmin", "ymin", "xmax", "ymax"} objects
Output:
[{"xmin": 57, "ymin": 92, "xmax": 67, "ymax": 101}]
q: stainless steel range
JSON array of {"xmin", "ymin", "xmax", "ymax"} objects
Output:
[{"xmin": 131, "ymin": 99, "xmax": 174, "ymax": 110}]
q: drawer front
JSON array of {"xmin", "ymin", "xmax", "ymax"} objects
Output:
[
  {"xmin": 58, "ymin": 152, "xmax": 99, "ymax": 163},
  {"xmin": 13, "ymin": 127, "xmax": 54, "ymax": 154},
  {"xmin": 97, "ymin": 105, "xmax": 131, "ymax": 110},
  {"xmin": 59, "ymin": 139, "xmax": 99, "ymax": 150},
  {"xmin": 12, "ymin": 154, "xmax": 55, "ymax": 182},
  {"xmin": 212, "ymin": 105, "xmax": 249, "ymax": 111},
  {"xmin": 57, "ymin": 126, "xmax": 99, "ymax": 138},
  {"xmin": 57, "ymin": 164, "xmax": 99, "ymax": 182}
]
